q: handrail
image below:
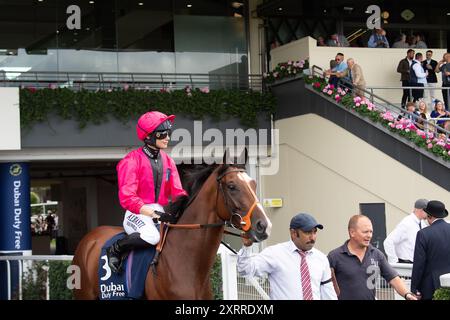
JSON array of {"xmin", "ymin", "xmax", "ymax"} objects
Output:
[
  {"xmin": 310, "ymin": 65, "xmax": 450, "ymax": 138},
  {"xmin": 0, "ymin": 70, "xmax": 264, "ymax": 92},
  {"xmin": 367, "ymin": 85, "xmax": 450, "ymax": 90}
]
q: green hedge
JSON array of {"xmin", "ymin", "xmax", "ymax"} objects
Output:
[
  {"xmin": 49, "ymin": 261, "xmax": 74, "ymax": 300},
  {"xmin": 210, "ymin": 254, "xmax": 223, "ymax": 300},
  {"xmin": 20, "ymin": 87, "xmax": 276, "ymax": 129},
  {"xmin": 433, "ymin": 288, "xmax": 450, "ymax": 300}
]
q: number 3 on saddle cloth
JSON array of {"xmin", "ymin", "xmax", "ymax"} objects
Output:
[{"xmin": 98, "ymin": 232, "xmax": 156, "ymax": 300}]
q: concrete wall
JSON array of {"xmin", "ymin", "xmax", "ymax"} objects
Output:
[
  {"xmin": 270, "ymin": 36, "xmax": 448, "ymax": 105},
  {"xmin": 261, "ymin": 114, "xmax": 450, "ymax": 255}
]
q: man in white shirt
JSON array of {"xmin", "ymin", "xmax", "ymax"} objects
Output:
[
  {"xmin": 411, "ymin": 53, "xmax": 428, "ymax": 102},
  {"xmin": 383, "ymin": 199, "xmax": 428, "ymax": 264},
  {"xmin": 237, "ymin": 213, "xmax": 337, "ymax": 300}
]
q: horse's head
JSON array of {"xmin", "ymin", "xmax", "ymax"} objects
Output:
[{"xmin": 215, "ymin": 149, "xmax": 272, "ymax": 242}]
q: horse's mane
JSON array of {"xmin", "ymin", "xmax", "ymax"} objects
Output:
[{"xmin": 167, "ymin": 163, "xmax": 245, "ymax": 218}]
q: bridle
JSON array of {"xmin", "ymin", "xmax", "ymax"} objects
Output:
[
  {"xmin": 215, "ymin": 168, "xmax": 259, "ymax": 232},
  {"xmin": 151, "ymin": 166, "xmax": 260, "ymax": 272},
  {"xmin": 164, "ymin": 166, "xmax": 260, "ymax": 237}
]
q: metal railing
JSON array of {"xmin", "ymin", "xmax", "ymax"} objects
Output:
[
  {"xmin": 0, "ymin": 255, "xmax": 73, "ymax": 300},
  {"xmin": 0, "ymin": 70, "xmax": 264, "ymax": 92},
  {"xmin": 0, "ymin": 253, "xmax": 412, "ymax": 300},
  {"xmin": 311, "ymin": 65, "xmax": 450, "ymax": 139}
]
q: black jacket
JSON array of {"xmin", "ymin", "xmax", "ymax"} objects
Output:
[
  {"xmin": 422, "ymin": 59, "xmax": 438, "ymax": 83},
  {"xmin": 411, "ymin": 219, "xmax": 450, "ymax": 300}
]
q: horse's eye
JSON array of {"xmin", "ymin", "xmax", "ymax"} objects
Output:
[{"xmin": 227, "ymin": 184, "xmax": 236, "ymax": 191}]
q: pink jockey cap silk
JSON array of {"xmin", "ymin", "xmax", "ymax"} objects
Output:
[{"xmin": 136, "ymin": 111, "xmax": 175, "ymax": 141}]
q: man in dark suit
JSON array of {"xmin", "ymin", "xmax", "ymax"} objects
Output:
[
  {"xmin": 411, "ymin": 200, "xmax": 450, "ymax": 300},
  {"xmin": 397, "ymin": 49, "xmax": 415, "ymax": 109}
]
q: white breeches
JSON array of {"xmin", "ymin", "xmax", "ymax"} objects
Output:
[{"xmin": 122, "ymin": 204, "xmax": 164, "ymax": 245}]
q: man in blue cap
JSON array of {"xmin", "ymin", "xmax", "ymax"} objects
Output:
[{"xmin": 237, "ymin": 213, "xmax": 337, "ymax": 300}]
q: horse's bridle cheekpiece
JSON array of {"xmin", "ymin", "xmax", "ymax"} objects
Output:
[
  {"xmin": 162, "ymin": 166, "xmax": 259, "ymax": 236},
  {"xmin": 215, "ymin": 168, "xmax": 259, "ymax": 232}
]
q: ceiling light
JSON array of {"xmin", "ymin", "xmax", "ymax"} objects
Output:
[
  {"xmin": 447, "ymin": 12, "xmax": 450, "ymax": 16},
  {"xmin": 278, "ymin": 7, "xmax": 282, "ymax": 11},
  {"xmin": 138, "ymin": 2, "xmax": 144, "ymax": 5},
  {"xmin": 89, "ymin": 1, "xmax": 94, "ymax": 4},
  {"xmin": 187, "ymin": 4, "xmax": 192, "ymax": 8},
  {"xmin": 38, "ymin": 0, "xmax": 44, "ymax": 2}
]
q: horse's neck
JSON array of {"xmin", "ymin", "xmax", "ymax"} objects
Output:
[{"xmin": 156, "ymin": 178, "xmax": 224, "ymax": 297}]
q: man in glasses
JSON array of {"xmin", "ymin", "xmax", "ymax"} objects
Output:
[
  {"xmin": 106, "ymin": 111, "xmax": 187, "ymax": 273},
  {"xmin": 325, "ymin": 53, "xmax": 348, "ymax": 88}
]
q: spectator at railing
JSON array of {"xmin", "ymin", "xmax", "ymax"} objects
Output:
[
  {"xmin": 430, "ymin": 100, "xmax": 450, "ymax": 129},
  {"xmin": 325, "ymin": 53, "xmax": 348, "ymax": 88},
  {"xmin": 435, "ymin": 53, "xmax": 450, "ymax": 110},
  {"xmin": 414, "ymin": 33, "xmax": 428, "ymax": 49},
  {"xmin": 410, "ymin": 52, "xmax": 427, "ymax": 102},
  {"xmin": 383, "ymin": 199, "xmax": 428, "ymax": 264},
  {"xmin": 392, "ymin": 33, "xmax": 409, "ymax": 48},
  {"xmin": 416, "ymin": 100, "xmax": 430, "ymax": 130},
  {"xmin": 397, "ymin": 101, "xmax": 419, "ymax": 122},
  {"xmin": 368, "ymin": 28, "xmax": 389, "ymax": 48},
  {"xmin": 346, "ymin": 58, "xmax": 366, "ymax": 98},
  {"xmin": 327, "ymin": 33, "xmax": 349, "ymax": 47},
  {"xmin": 317, "ymin": 36, "xmax": 326, "ymax": 47},
  {"xmin": 406, "ymin": 35, "xmax": 417, "ymax": 48},
  {"xmin": 397, "ymin": 49, "xmax": 415, "ymax": 109},
  {"xmin": 422, "ymin": 50, "xmax": 438, "ymax": 104}
]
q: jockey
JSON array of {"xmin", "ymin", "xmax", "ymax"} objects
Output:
[{"xmin": 106, "ymin": 111, "xmax": 188, "ymax": 273}]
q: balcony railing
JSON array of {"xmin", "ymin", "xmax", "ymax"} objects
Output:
[{"xmin": 0, "ymin": 71, "xmax": 264, "ymax": 92}]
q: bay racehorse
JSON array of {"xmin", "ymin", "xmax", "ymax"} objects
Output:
[{"xmin": 72, "ymin": 150, "xmax": 272, "ymax": 299}]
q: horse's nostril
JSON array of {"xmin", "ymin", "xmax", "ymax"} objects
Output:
[{"xmin": 255, "ymin": 219, "xmax": 267, "ymax": 232}]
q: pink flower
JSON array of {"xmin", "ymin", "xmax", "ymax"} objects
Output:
[
  {"xmin": 389, "ymin": 122, "xmax": 395, "ymax": 128},
  {"xmin": 123, "ymin": 84, "xmax": 129, "ymax": 91},
  {"xmin": 355, "ymin": 103, "xmax": 361, "ymax": 107},
  {"xmin": 200, "ymin": 87, "xmax": 210, "ymax": 93},
  {"xmin": 427, "ymin": 143, "xmax": 433, "ymax": 149},
  {"xmin": 313, "ymin": 82, "xmax": 321, "ymax": 88},
  {"xmin": 49, "ymin": 83, "xmax": 57, "ymax": 90},
  {"xmin": 327, "ymin": 90, "xmax": 333, "ymax": 95},
  {"xmin": 405, "ymin": 128, "xmax": 410, "ymax": 133}
]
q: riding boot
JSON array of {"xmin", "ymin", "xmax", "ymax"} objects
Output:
[{"xmin": 106, "ymin": 233, "xmax": 151, "ymax": 273}]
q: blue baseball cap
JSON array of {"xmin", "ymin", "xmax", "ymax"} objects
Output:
[{"xmin": 290, "ymin": 213, "xmax": 323, "ymax": 232}]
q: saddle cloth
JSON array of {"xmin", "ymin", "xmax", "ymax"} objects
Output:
[{"xmin": 98, "ymin": 232, "xmax": 155, "ymax": 300}]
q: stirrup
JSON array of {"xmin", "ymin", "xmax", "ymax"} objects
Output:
[{"xmin": 150, "ymin": 251, "xmax": 160, "ymax": 276}]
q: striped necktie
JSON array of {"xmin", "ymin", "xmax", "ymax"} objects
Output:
[{"xmin": 298, "ymin": 250, "xmax": 313, "ymax": 300}]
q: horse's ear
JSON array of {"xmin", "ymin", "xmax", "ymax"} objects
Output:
[
  {"xmin": 237, "ymin": 147, "xmax": 248, "ymax": 166},
  {"xmin": 222, "ymin": 148, "xmax": 231, "ymax": 164}
]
